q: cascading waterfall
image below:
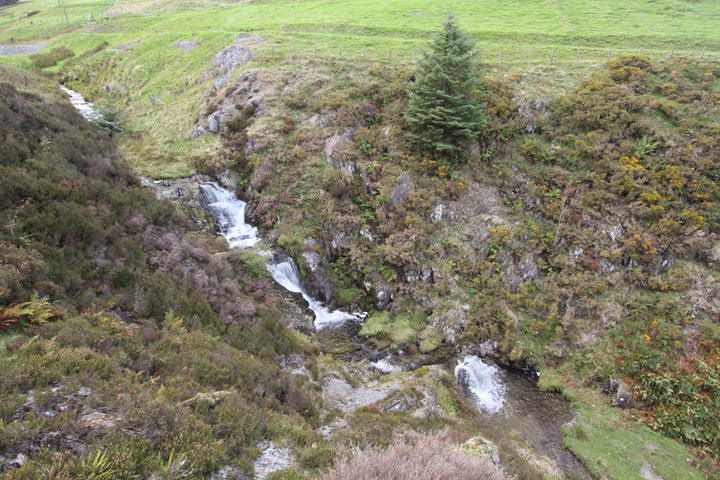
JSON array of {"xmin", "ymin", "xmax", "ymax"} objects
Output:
[
  {"xmin": 199, "ymin": 182, "xmax": 258, "ymax": 249},
  {"xmin": 199, "ymin": 182, "xmax": 361, "ymax": 330},
  {"xmin": 269, "ymin": 258, "xmax": 364, "ymax": 329},
  {"xmin": 60, "ymin": 85, "xmax": 99, "ymax": 121},
  {"xmin": 454, "ymin": 355, "xmax": 506, "ymax": 414}
]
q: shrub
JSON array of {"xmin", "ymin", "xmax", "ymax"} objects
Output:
[
  {"xmin": 29, "ymin": 47, "xmax": 75, "ymax": 69},
  {"xmin": 324, "ymin": 429, "xmax": 508, "ymax": 480}
]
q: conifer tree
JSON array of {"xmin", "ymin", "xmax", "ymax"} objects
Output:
[{"xmin": 405, "ymin": 15, "xmax": 484, "ymax": 160}]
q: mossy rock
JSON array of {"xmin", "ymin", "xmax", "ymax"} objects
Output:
[{"xmin": 418, "ymin": 325, "xmax": 443, "ymax": 353}]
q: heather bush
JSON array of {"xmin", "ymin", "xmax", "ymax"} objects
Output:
[
  {"xmin": 29, "ymin": 47, "xmax": 74, "ymax": 69},
  {"xmin": 325, "ymin": 429, "xmax": 509, "ymax": 480}
]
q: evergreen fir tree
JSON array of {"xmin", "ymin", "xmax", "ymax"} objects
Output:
[{"xmin": 405, "ymin": 15, "xmax": 485, "ymax": 160}]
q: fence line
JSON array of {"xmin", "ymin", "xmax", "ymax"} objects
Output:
[{"xmin": 125, "ymin": 42, "xmax": 715, "ymax": 111}]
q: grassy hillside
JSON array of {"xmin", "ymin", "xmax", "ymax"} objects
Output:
[{"xmin": 1, "ymin": 0, "xmax": 718, "ymax": 176}]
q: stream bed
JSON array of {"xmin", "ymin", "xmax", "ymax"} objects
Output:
[
  {"xmin": 60, "ymin": 85, "xmax": 99, "ymax": 121},
  {"xmin": 57, "ymin": 84, "xmax": 591, "ymax": 477},
  {"xmin": 197, "ymin": 181, "xmax": 590, "ymax": 479}
]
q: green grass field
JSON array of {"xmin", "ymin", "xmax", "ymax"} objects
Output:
[
  {"xmin": 2, "ymin": 0, "xmax": 719, "ymax": 63},
  {"xmin": 1, "ymin": 0, "xmax": 718, "ymax": 177}
]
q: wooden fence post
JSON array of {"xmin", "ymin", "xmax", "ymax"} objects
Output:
[
  {"xmin": 363, "ymin": 47, "xmax": 366, "ymax": 60},
  {"xmin": 576, "ymin": 48, "xmax": 580, "ymax": 61},
  {"xmin": 550, "ymin": 48, "xmax": 555, "ymax": 64},
  {"xmin": 339, "ymin": 44, "xmax": 342, "ymax": 57},
  {"xmin": 608, "ymin": 49, "xmax": 612, "ymax": 61},
  {"xmin": 389, "ymin": 50, "xmax": 392, "ymax": 63},
  {"xmin": 700, "ymin": 47, "xmax": 706, "ymax": 59},
  {"xmin": 670, "ymin": 44, "xmax": 675, "ymax": 58},
  {"xmin": 314, "ymin": 42, "xmax": 317, "ymax": 56},
  {"xmin": 639, "ymin": 47, "xmax": 643, "ymax": 54},
  {"xmin": 272, "ymin": 45, "xmax": 274, "ymax": 56},
  {"xmin": 526, "ymin": 48, "xmax": 529, "ymax": 63},
  {"xmin": 499, "ymin": 48, "xmax": 502, "ymax": 64}
]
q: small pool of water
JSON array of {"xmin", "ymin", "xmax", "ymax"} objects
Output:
[{"xmin": 456, "ymin": 356, "xmax": 591, "ymax": 479}]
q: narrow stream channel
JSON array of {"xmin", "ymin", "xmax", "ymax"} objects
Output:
[
  {"xmin": 196, "ymin": 182, "xmax": 590, "ymax": 479},
  {"xmin": 60, "ymin": 85, "xmax": 100, "ymax": 121},
  {"xmin": 60, "ymin": 86, "xmax": 591, "ymax": 479}
]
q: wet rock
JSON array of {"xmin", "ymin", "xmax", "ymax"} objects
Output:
[
  {"xmin": 253, "ymin": 441, "xmax": 294, "ymax": 480},
  {"xmin": 307, "ymin": 271, "xmax": 335, "ymax": 305},
  {"xmin": 389, "ymin": 172, "xmax": 414, "ymax": 209},
  {"xmin": 373, "ymin": 284, "xmax": 394, "ymax": 309}
]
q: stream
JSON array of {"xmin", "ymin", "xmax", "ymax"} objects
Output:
[
  {"xmin": 61, "ymin": 83, "xmax": 590, "ymax": 478},
  {"xmin": 60, "ymin": 85, "xmax": 100, "ymax": 121},
  {"xmin": 197, "ymin": 182, "xmax": 590, "ymax": 479}
]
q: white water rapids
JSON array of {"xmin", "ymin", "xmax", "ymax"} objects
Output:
[
  {"xmin": 60, "ymin": 85, "xmax": 99, "ymax": 121},
  {"xmin": 200, "ymin": 182, "xmax": 362, "ymax": 330},
  {"xmin": 454, "ymin": 355, "xmax": 506, "ymax": 414},
  {"xmin": 199, "ymin": 182, "xmax": 258, "ymax": 249},
  {"xmin": 269, "ymin": 257, "xmax": 364, "ymax": 329}
]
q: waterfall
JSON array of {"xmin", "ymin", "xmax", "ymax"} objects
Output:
[
  {"xmin": 269, "ymin": 258, "xmax": 363, "ymax": 329},
  {"xmin": 60, "ymin": 85, "xmax": 99, "ymax": 121},
  {"xmin": 454, "ymin": 356, "xmax": 506, "ymax": 414},
  {"xmin": 199, "ymin": 182, "xmax": 362, "ymax": 330},
  {"xmin": 199, "ymin": 182, "xmax": 258, "ymax": 249}
]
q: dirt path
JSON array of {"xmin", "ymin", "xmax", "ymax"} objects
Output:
[{"xmin": 0, "ymin": 42, "xmax": 47, "ymax": 55}]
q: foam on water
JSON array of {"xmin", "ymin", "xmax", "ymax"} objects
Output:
[
  {"xmin": 269, "ymin": 258, "xmax": 364, "ymax": 329},
  {"xmin": 199, "ymin": 182, "xmax": 258, "ymax": 249},
  {"xmin": 370, "ymin": 357, "xmax": 402, "ymax": 374},
  {"xmin": 60, "ymin": 85, "xmax": 99, "ymax": 121},
  {"xmin": 198, "ymin": 182, "xmax": 362, "ymax": 330},
  {"xmin": 454, "ymin": 355, "xmax": 506, "ymax": 414}
]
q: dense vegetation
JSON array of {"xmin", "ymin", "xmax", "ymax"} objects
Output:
[
  {"xmin": 202, "ymin": 52, "xmax": 719, "ymax": 473},
  {"xmin": 2, "ymin": 0, "xmax": 720, "ymax": 475},
  {"xmin": 0, "ymin": 70, "xmax": 322, "ymax": 479}
]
